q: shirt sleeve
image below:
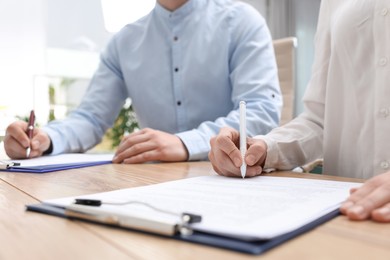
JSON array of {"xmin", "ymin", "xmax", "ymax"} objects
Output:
[
  {"xmin": 258, "ymin": 0, "xmax": 331, "ymax": 170},
  {"xmin": 177, "ymin": 3, "xmax": 282, "ymax": 161},
  {"xmin": 42, "ymin": 36, "xmax": 128, "ymax": 154}
]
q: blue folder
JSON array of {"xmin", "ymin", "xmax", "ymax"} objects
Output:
[
  {"xmin": 0, "ymin": 153, "xmax": 113, "ymax": 173},
  {"xmin": 2, "ymin": 160, "xmax": 112, "ymax": 173},
  {"xmin": 26, "ymin": 203, "xmax": 340, "ymax": 255}
]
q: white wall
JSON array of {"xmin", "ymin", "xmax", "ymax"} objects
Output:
[
  {"xmin": 0, "ymin": 0, "xmax": 46, "ymax": 126},
  {"xmin": 0, "ymin": 0, "xmax": 111, "ymax": 128},
  {"xmin": 46, "ymin": 0, "xmax": 111, "ymax": 51},
  {"xmin": 292, "ymin": 0, "xmax": 321, "ymax": 115}
]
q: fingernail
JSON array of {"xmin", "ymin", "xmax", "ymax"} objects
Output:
[
  {"xmin": 376, "ymin": 207, "xmax": 390, "ymax": 215},
  {"xmin": 233, "ymin": 157, "xmax": 241, "ymax": 167},
  {"xmin": 246, "ymin": 155, "xmax": 256, "ymax": 165},
  {"xmin": 341, "ymin": 201, "xmax": 354, "ymax": 210},
  {"xmin": 350, "ymin": 205, "xmax": 365, "ymax": 217}
]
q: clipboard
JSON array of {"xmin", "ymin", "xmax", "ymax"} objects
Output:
[
  {"xmin": 25, "ymin": 175, "xmax": 359, "ymax": 255},
  {"xmin": 1, "ymin": 160, "xmax": 112, "ymax": 173},
  {"xmin": 0, "ymin": 153, "xmax": 113, "ymax": 173},
  {"xmin": 26, "ymin": 202, "xmax": 340, "ymax": 255}
]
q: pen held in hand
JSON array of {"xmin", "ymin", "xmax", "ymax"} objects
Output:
[
  {"xmin": 26, "ymin": 110, "xmax": 35, "ymax": 158},
  {"xmin": 239, "ymin": 101, "xmax": 247, "ymax": 178}
]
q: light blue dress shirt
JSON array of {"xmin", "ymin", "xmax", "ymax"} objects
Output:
[{"xmin": 43, "ymin": 0, "xmax": 282, "ymax": 160}]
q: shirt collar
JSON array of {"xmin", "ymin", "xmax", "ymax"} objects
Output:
[{"xmin": 154, "ymin": 0, "xmax": 203, "ymax": 21}]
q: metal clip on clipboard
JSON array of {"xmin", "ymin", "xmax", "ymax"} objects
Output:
[
  {"xmin": 0, "ymin": 160, "xmax": 20, "ymax": 170},
  {"xmin": 63, "ymin": 198, "xmax": 202, "ymax": 237}
]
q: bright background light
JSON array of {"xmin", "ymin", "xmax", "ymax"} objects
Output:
[{"xmin": 101, "ymin": 0, "xmax": 156, "ymax": 33}]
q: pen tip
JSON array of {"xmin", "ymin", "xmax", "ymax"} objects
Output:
[{"xmin": 240, "ymin": 164, "xmax": 246, "ymax": 179}]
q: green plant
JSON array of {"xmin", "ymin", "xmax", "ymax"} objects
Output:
[
  {"xmin": 106, "ymin": 101, "xmax": 139, "ymax": 149},
  {"xmin": 48, "ymin": 84, "xmax": 56, "ymax": 122}
]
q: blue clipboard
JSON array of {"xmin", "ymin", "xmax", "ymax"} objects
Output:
[
  {"xmin": 2, "ymin": 160, "xmax": 112, "ymax": 173},
  {"xmin": 26, "ymin": 203, "xmax": 340, "ymax": 255},
  {"xmin": 0, "ymin": 153, "xmax": 113, "ymax": 173}
]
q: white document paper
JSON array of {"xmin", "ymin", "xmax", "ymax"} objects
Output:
[
  {"xmin": 10, "ymin": 153, "xmax": 114, "ymax": 167},
  {"xmin": 45, "ymin": 175, "xmax": 361, "ymax": 240}
]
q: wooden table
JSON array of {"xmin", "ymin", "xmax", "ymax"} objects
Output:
[{"xmin": 1, "ymin": 162, "xmax": 389, "ymax": 259}]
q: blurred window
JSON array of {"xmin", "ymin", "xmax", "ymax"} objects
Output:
[{"xmin": 101, "ymin": 0, "xmax": 156, "ymax": 33}]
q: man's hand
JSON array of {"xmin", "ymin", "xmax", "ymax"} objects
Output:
[
  {"xmin": 340, "ymin": 171, "xmax": 390, "ymax": 222},
  {"xmin": 209, "ymin": 127, "xmax": 267, "ymax": 177},
  {"xmin": 4, "ymin": 121, "xmax": 51, "ymax": 159},
  {"xmin": 112, "ymin": 128, "xmax": 189, "ymax": 164}
]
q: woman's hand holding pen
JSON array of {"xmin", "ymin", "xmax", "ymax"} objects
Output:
[
  {"xmin": 209, "ymin": 127, "xmax": 267, "ymax": 178},
  {"xmin": 211, "ymin": 130, "xmax": 390, "ymax": 223},
  {"xmin": 4, "ymin": 121, "xmax": 51, "ymax": 159},
  {"xmin": 112, "ymin": 128, "xmax": 189, "ymax": 164}
]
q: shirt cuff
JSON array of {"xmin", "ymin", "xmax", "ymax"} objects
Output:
[
  {"xmin": 176, "ymin": 130, "xmax": 210, "ymax": 161},
  {"xmin": 253, "ymin": 134, "xmax": 278, "ymax": 171},
  {"xmin": 41, "ymin": 126, "xmax": 65, "ymax": 155}
]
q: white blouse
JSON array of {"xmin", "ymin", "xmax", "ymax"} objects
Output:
[{"xmin": 259, "ymin": 0, "xmax": 390, "ymax": 179}]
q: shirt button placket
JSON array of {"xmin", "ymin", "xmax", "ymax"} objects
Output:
[
  {"xmin": 173, "ymin": 36, "xmax": 181, "ymax": 107},
  {"xmin": 171, "ymin": 21, "xmax": 184, "ymax": 130}
]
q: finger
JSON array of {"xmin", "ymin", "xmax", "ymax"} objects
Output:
[
  {"xmin": 210, "ymin": 136, "xmax": 241, "ymax": 177},
  {"xmin": 340, "ymin": 185, "xmax": 363, "ymax": 214},
  {"xmin": 215, "ymin": 128, "xmax": 241, "ymax": 167},
  {"xmin": 339, "ymin": 200, "xmax": 354, "ymax": 215},
  {"xmin": 215, "ymin": 160, "xmax": 241, "ymax": 177},
  {"xmin": 122, "ymin": 150, "xmax": 160, "ymax": 164},
  {"xmin": 347, "ymin": 178, "xmax": 380, "ymax": 203},
  {"xmin": 350, "ymin": 187, "xmax": 359, "ymax": 194},
  {"xmin": 236, "ymin": 139, "xmax": 266, "ymax": 178},
  {"xmin": 30, "ymin": 131, "xmax": 51, "ymax": 154},
  {"xmin": 343, "ymin": 184, "xmax": 390, "ymax": 220},
  {"xmin": 371, "ymin": 202, "xmax": 390, "ymax": 223},
  {"xmin": 6, "ymin": 122, "xmax": 30, "ymax": 148},
  {"xmin": 3, "ymin": 135, "xmax": 26, "ymax": 159},
  {"xmin": 245, "ymin": 139, "xmax": 267, "ymax": 167},
  {"xmin": 114, "ymin": 141, "xmax": 156, "ymax": 163},
  {"xmin": 208, "ymin": 148, "xmax": 218, "ymax": 169},
  {"xmin": 341, "ymin": 181, "xmax": 375, "ymax": 209},
  {"xmin": 245, "ymin": 165, "xmax": 263, "ymax": 177},
  {"xmin": 115, "ymin": 131, "xmax": 149, "ymax": 155},
  {"xmin": 209, "ymin": 147, "xmax": 227, "ymax": 177},
  {"xmin": 211, "ymin": 164, "xmax": 225, "ymax": 177}
]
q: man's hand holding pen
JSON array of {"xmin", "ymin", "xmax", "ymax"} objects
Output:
[
  {"xmin": 26, "ymin": 110, "xmax": 35, "ymax": 158},
  {"xmin": 4, "ymin": 114, "xmax": 51, "ymax": 159}
]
